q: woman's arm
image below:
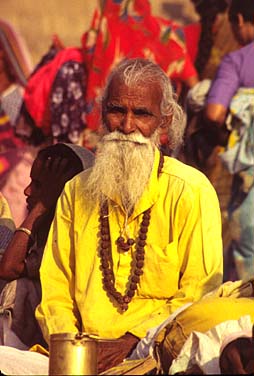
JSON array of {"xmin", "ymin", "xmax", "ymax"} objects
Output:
[
  {"xmin": 0, "ymin": 156, "xmax": 77, "ymax": 280},
  {"xmin": 0, "ymin": 202, "xmax": 47, "ymax": 280}
]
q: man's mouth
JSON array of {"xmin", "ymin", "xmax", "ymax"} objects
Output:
[
  {"xmin": 26, "ymin": 200, "xmax": 33, "ymax": 212},
  {"xmin": 103, "ymin": 132, "xmax": 150, "ymax": 145}
]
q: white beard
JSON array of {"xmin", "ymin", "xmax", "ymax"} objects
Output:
[{"xmin": 84, "ymin": 130, "xmax": 159, "ymax": 215}]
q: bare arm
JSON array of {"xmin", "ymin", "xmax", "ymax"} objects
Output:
[
  {"xmin": 220, "ymin": 337, "xmax": 254, "ymax": 374},
  {"xmin": 0, "ymin": 157, "xmax": 78, "ymax": 280},
  {"xmin": 184, "ymin": 74, "xmax": 199, "ymax": 89},
  {"xmin": 0, "ymin": 202, "xmax": 47, "ymax": 280},
  {"xmin": 205, "ymin": 103, "xmax": 228, "ymax": 125}
]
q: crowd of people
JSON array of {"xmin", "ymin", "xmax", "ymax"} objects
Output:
[{"xmin": 0, "ymin": 0, "xmax": 254, "ymax": 374}]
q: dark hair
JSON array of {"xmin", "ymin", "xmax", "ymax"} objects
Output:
[
  {"xmin": 37, "ymin": 143, "xmax": 83, "ymax": 177},
  {"xmin": 191, "ymin": 0, "xmax": 228, "ymax": 76},
  {"xmin": 228, "ymin": 0, "xmax": 254, "ymax": 24}
]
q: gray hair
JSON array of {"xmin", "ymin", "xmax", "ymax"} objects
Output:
[{"xmin": 101, "ymin": 58, "xmax": 185, "ymax": 150}]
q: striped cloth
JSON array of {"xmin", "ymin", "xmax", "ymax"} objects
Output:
[{"xmin": 0, "ymin": 18, "xmax": 33, "ymax": 86}]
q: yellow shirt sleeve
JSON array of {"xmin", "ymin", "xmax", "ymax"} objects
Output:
[
  {"xmin": 36, "ymin": 184, "xmax": 81, "ymax": 344},
  {"xmin": 0, "ymin": 192, "xmax": 15, "ymax": 256}
]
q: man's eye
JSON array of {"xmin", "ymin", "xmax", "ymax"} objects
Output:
[
  {"xmin": 107, "ymin": 105, "xmax": 124, "ymax": 114},
  {"xmin": 134, "ymin": 109, "xmax": 152, "ymax": 117}
]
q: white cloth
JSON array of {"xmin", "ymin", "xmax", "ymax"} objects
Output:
[
  {"xmin": 186, "ymin": 79, "xmax": 211, "ymax": 113},
  {"xmin": 0, "ymin": 346, "xmax": 48, "ymax": 375},
  {"xmin": 128, "ymin": 303, "xmax": 192, "ymax": 360},
  {"xmin": 169, "ymin": 315, "xmax": 253, "ymax": 375}
]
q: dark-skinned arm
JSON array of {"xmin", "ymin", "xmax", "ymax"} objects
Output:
[
  {"xmin": 0, "ymin": 157, "xmax": 78, "ymax": 280},
  {"xmin": 203, "ymin": 103, "xmax": 231, "ymax": 147},
  {"xmin": 220, "ymin": 336, "xmax": 254, "ymax": 374},
  {"xmin": 0, "ymin": 202, "xmax": 47, "ymax": 280},
  {"xmin": 205, "ymin": 102, "xmax": 228, "ymax": 125}
]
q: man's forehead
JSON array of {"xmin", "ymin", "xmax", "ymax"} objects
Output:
[{"xmin": 106, "ymin": 77, "xmax": 162, "ymax": 104}]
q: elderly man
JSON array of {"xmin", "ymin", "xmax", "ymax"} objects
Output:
[{"xmin": 36, "ymin": 58, "xmax": 223, "ymax": 373}]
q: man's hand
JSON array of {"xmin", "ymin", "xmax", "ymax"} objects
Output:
[
  {"xmin": 38, "ymin": 156, "xmax": 78, "ymax": 210},
  {"xmin": 219, "ymin": 337, "xmax": 254, "ymax": 374}
]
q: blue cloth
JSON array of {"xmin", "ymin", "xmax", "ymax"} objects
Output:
[
  {"xmin": 222, "ymin": 91, "xmax": 254, "ymax": 280},
  {"xmin": 227, "ymin": 166, "xmax": 254, "ymax": 281},
  {"xmin": 219, "ymin": 88, "xmax": 254, "ymax": 174}
]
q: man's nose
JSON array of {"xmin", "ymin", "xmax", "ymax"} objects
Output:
[
  {"xmin": 24, "ymin": 183, "xmax": 31, "ymax": 197},
  {"xmin": 120, "ymin": 112, "xmax": 136, "ymax": 134}
]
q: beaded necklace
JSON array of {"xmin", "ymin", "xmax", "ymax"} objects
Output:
[{"xmin": 99, "ymin": 152, "xmax": 164, "ymax": 312}]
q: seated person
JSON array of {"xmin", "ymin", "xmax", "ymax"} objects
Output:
[
  {"xmin": 0, "ymin": 143, "xmax": 94, "ymax": 348},
  {"xmin": 36, "ymin": 57, "xmax": 223, "ymax": 374}
]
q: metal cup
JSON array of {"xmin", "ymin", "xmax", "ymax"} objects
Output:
[{"xmin": 49, "ymin": 332, "xmax": 98, "ymax": 375}]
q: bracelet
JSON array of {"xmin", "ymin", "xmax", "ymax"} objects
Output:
[{"xmin": 15, "ymin": 227, "xmax": 33, "ymax": 240}]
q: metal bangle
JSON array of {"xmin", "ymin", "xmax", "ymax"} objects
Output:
[{"xmin": 15, "ymin": 227, "xmax": 33, "ymax": 240}]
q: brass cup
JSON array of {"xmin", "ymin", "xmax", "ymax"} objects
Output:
[{"xmin": 49, "ymin": 332, "xmax": 98, "ymax": 375}]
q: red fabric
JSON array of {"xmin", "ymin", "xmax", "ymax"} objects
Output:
[
  {"xmin": 82, "ymin": 0, "xmax": 200, "ymax": 131},
  {"xmin": 23, "ymin": 0, "xmax": 201, "ymax": 142},
  {"xmin": 0, "ymin": 108, "xmax": 24, "ymax": 175},
  {"xmin": 183, "ymin": 22, "xmax": 201, "ymax": 64},
  {"xmin": 24, "ymin": 47, "xmax": 84, "ymax": 136},
  {"xmin": 97, "ymin": 332, "xmax": 139, "ymax": 373}
]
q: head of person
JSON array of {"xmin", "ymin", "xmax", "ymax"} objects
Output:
[
  {"xmin": 24, "ymin": 143, "xmax": 94, "ymax": 214},
  {"xmin": 85, "ymin": 58, "xmax": 184, "ymax": 214},
  {"xmin": 191, "ymin": 0, "xmax": 228, "ymax": 76},
  {"xmin": 228, "ymin": 0, "xmax": 254, "ymax": 45}
]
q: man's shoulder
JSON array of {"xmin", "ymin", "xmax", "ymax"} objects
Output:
[
  {"xmin": 162, "ymin": 156, "xmax": 212, "ymax": 188},
  {"xmin": 65, "ymin": 168, "xmax": 91, "ymax": 192},
  {"xmin": 225, "ymin": 42, "xmax": 254, "ymax": 62}
]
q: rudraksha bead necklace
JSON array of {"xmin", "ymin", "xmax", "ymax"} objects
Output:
[{"xmin": 99, "ymin": 152, "xmax": 164, "ymax": 312}]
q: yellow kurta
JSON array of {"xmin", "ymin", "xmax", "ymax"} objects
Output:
[
  {"xmin": 0, "ymin": 192, "xmax": 15, "ymax": 256},
  {"xmin": 36, "ymin": 149, "xmax": 223, "ymax": 343}
]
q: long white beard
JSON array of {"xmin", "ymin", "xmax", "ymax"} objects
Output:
[{"xmin": 84, "ymin": 130, "xmax": 159, "ymax": 215}]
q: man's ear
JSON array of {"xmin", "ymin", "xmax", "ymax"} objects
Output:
[
  {"xmin": 159, "ymin": 115, "xmax": 172, "ymax": 135},
  {"xmin": 237, "ymin": 13, "xmax": 244, "ymax": 27}
]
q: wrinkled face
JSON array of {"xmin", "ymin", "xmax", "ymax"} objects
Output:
[
  {"xmin": 102, "ymin": 77, "xmax": 165, "ymax": 138},
  {"xmin": 24, "ymin": 157, "xmax": 43, "ymax": 212}
]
